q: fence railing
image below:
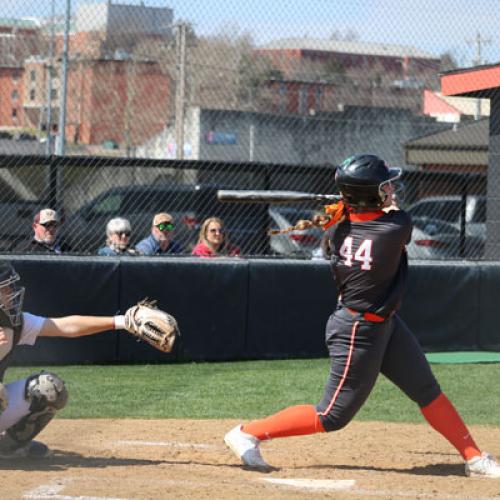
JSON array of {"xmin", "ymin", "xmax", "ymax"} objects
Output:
[{"xmin": 0, "ymin": 154, "xmax": 488, "ymax": 260}]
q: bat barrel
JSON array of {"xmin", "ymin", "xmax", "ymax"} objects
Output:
[{"xmin": 217, "ymin": 190, "xmax": 341, "ymax": 204}]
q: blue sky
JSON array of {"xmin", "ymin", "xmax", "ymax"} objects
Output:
[{"xmin": 3, "ymin": 0, "xmax": 499, "ymax": 65}]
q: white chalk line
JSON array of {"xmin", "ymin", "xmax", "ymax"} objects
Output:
[
  {"xmin": 349, "ymin": 489, "xmax": 500, "ymax": 499},
  {"xmin": 261, "ymin": 477, "xmax": 355, "ymax": 491},
  {"xmin": 23, "ymin": 482, "xmax": 128, "ymax": 500},
  {"xmin": 261, "ymin": 478, "xmax": 500, "ymax": 499},
  {"xmin": 114, "ymin": 439, "xmax": 218, "ymax": 449}
]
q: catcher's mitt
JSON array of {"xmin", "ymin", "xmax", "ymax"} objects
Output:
[{"xmin": 124, "ymin": 299, "xmax": 179, "ymax": 353}]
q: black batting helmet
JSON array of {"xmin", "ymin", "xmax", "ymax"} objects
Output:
[{"xmin": 335, "ymin": 154, "xmax": 401, "ymax": 209}]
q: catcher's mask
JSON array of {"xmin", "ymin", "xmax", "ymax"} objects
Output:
[
  {"xmin": 335, "ymin": 154, "xmax": 403, "ymax": 209},
  {"xmin": 0, "ymin": 262, "xmax": 25, "ymax": 327}
]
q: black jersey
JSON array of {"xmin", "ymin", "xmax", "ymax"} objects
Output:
[{"xmin": 330, "ymin": 209, "xmax": 412, "ymax": 318}]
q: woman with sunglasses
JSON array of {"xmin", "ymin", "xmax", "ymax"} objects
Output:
[
  {"xmin": 192, "ymin": 217, "xmax": 240, "ymax": 258},
  {"xmin": 97, "ymin": 218, "xmax": 138, "ymax": 256}
]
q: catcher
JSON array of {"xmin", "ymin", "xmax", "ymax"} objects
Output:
[{"xmin": 0, "ymin": 262, "xmax": 179, "ymax": 459}]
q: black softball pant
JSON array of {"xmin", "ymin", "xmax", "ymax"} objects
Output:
[{"xmin": 316, "ymin": 307, "xmax": 441, "ymax": 432}]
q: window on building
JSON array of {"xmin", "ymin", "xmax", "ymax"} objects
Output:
[
  {"xmin": 30, "ymin": 89, "xmax": 36, "ymax": 101},
  {"xmin": 51, "ymin": 89, "xmax": 58, "ymax": 100},
  {"xmin": 279, "ymin": 84, "xmax": 287, "ymax": 113},
  {"xmin": 12, "ymin": 70, "xmax": 20, "ymax": 82},
  {"xmin": 12, "ymin": 109, "xmax": 17, "ymax": 119},
  {"xmin": 298, "ymin": 86, "xmax": 307, "ymax": 115},
  {"xmin": 30, "ymin": 70, "xmax": 36, "ymax": 81},
  {"xmin": 315, "ymin": 87, "xmax": 322, "ymax": 112},
  {"xmin": 11, "ymin": 90, "xmax": 18, "ymax": 101}
]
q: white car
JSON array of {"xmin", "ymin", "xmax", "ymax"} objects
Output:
[
  {"xmin": 268, "ymin": 206, "xmax": 323, "ymax": 258},
  {"xmin": 406, "ymin": 195, "xmax": 486, "ymax": 240},
  {"xmin": 406, "ymin": 216, "xmax": 484, "ymax": 259},
  {"xmin": 311, "ymin": 215, "xmax": 484, "ymax": 260}
]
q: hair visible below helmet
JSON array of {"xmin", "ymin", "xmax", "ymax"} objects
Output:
[
  {"xmin": 335, "ymin": 154, "xmax": 402, "ymax": 209},
  {"xmin": 0, "ymin": 262, "xmax": 25, "ymax": 327}
]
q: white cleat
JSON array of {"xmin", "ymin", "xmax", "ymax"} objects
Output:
[
  {"xmin": 465, "ymin": 452, "xmax": 500, "ymax": 478},
  {"xmin": 224, "ymin": 424, "xmax": 272, "ymax": 470}
]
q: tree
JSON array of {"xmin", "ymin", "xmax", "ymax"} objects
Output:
[{"xmin": 440, "ymin": 52, "xmax": 458, "ymax": 72}]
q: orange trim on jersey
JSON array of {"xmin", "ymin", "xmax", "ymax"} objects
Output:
[
  {"xmin": 346, "ymin": 307, "xmax": 386, "ymax": 323},
  {"xmin": 348, "ymin": 210, "xmax": 385, "ymax": 222},
  {"xmin": 319, "ymin": 320, "xmax": 359, "ymax": 417}
]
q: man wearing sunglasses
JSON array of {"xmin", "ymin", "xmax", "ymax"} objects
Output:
[
  {"xmin": 12, "ymin": 209, "xmax": 70, "ymax": 254},
  {"xmin": 135, "ymin": 212, "xmax": 182, "ymax": 256}
]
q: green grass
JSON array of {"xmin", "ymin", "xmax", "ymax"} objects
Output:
[{"xmin": 5, "ymin": 359, "xmax": 500, "ymax": 425}]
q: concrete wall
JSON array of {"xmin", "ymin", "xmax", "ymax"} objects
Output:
[{"xmin": 138, "ymin": 105, "xmax": 450, "ymax": 165}]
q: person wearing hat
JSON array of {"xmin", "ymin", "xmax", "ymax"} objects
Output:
[
  {"xmin": 134, "ymin": 213, "xmax": 183, "ymax": 255},
  {"xmin": 12, "ymin": 209, "xmax": 70, "ymax": 254}
]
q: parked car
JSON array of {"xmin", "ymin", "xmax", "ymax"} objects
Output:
[
  {"xmin": 60, "ymin": 183, "xmax": 222, "ymax": 254},
  {"xmin": 59, "ymin": 182, "xmax": 326, "ymax": 257},
  {"xmin": 406, "ymin": 216, "xmax": 484, "ymax": 259},
  {"xmin": 0, "ymin": 184, "xmax": 44, "ymax": 251},
  {"xmin": 268, "ymin": 206, "xmax": 323, "ymax": 257},
  {"xmin": 406, "ymin": 195, "xmax": 486, "ymax": 240},
  {"xmin": 311, "ymin": 215, "xmax": 484, "ymax": 261}
]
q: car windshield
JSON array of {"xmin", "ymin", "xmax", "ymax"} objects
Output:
[
  {"xmin": 408, "ymin": 200, "xmax": 462, "ymax": 223},
  {"xmin": 411, "ymin": 216, "xmax": 459, "ymax": 236}
]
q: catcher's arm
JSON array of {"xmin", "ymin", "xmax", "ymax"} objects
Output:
[{"xmin": 115, "ymin": 299, "xmax": 180, "ymax": 353}]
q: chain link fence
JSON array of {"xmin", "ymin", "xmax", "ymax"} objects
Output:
[{"xmin": 0, "ymin": 1, "xmax": 497, "ymax": 259}]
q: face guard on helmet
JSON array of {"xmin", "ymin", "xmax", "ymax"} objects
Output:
[
  {"xmin": 0, "ymin": 263, "xmax": 25, "ymax": 327},
  {"xmin": 335, "ymin": 154, "xmax": 403, "ymax": 209}
]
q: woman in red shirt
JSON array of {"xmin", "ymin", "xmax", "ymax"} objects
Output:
[{"xmin": 192, "ymin": 217, "xmax": 240, "ymax": 258}]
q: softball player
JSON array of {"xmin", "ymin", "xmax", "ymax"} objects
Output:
[
  {"xmin": 0, "ymin": 262, "xmax": 132, "ymax": 459},
  {"xmin": 225, "ymin": 154, "xmax": 500, "ymax": 478}
]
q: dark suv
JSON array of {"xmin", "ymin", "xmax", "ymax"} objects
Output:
[{"xmin": 60, "ymin": 183, "xmax": 270, "ymax": 255}]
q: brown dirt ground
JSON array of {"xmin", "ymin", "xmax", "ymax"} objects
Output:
[{"xmin": 2, "ymin": 419, "xmax": 500, "ymax": 499}]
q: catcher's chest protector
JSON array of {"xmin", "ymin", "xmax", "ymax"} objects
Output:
[{"xmin": 0, "ymin": 309, "xmax": 23, "ymax": 382}]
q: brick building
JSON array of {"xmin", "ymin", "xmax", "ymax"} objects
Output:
[
  {"xmin": 0, "ymin": 66, "xmax": 24, "ymax": 128},
  {"xmin": 1, "ymin": 3, "xmax": 174, "ymax": 146},
  {"xmin": 22, "ymin": 56, "xmax": 171, "ymax": 146},
  {"xmin": 255, "ymin": 37, "xmax": 441, "ymax": 115},
  {"xmin": 257, "ymin": 37, "xmax": 440, "ymax": 80},
  {"xmin": 0, "ymin": 17, "xmax": 44, "ymax": 129}
]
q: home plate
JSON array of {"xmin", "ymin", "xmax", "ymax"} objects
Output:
[{"xmin": 261, "ymin": 478, "xmax": 356, "ymax": 491}]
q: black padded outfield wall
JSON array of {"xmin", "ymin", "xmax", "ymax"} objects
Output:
[
  {"xmin": 8, "ymin": 256, "xmax": 120, "ymax": 365},
  {"xmin": 2, "ymin": 255, "xmax": 499, "ymax": 367}
]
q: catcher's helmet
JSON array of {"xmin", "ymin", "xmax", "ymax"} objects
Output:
[
  {"xmin": 0, "ymin": 262, "xmax": 24, "ymax": 326},
  {"xmin": 335, "ymin": 154, "xmax": 402, "ymax": 209}
]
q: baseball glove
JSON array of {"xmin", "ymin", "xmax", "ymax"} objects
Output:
[{"xmin": 124, "ymin": 299, "xmax": 179, "ymax": 353}]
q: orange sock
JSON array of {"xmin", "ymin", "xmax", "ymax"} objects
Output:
[
  {"xmin": 420, "ymin": 392, "xmax": 480, "ymax": 461},
  {"xmin": 242, "ymin": 404, "xmax": 325, "ymax": 441}
]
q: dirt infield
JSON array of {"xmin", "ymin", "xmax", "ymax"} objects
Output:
[{"xmin": 2, "ymin": 419, "xmax": 500, "ymax": 499}]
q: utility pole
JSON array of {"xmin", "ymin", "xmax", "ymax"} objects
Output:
[
  {"xmin": 56, "ymin": 0, "xmax": 70, "ymax": 156},
  {"xmin": 467, "ymin": 32, "xmax": 491, "ymax": 120},
  {"xmin": 45, "ymin": 0, "xmax": 56, "ymax": 155},
  {"xmin": 174, "ymin": 22, "xmax": 187, "ymax": 160}
]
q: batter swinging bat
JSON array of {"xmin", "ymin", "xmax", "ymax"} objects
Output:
[{"xmin": 217, "ymin": 190, "xmax": 341, "ymax": 204}]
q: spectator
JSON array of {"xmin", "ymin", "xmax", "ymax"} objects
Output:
[
  {"xmin": 192, "ymin": 217, "xmax": 240, "ymax": 258},
  {"xmin": 97, "ymin": 217, "xmax": 138, "ymax": 256},
  {"xmin": 135, "ymin": 213, "xmax": 182, "ymax": 256},
  {"xmin": 12, "ymin": 208, "xmax": 69, "ymax": 254}
]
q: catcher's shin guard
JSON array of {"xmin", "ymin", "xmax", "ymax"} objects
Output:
[{"xmin": 6, "ymin": 371, "xmax": 68, "ymax": 446}]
